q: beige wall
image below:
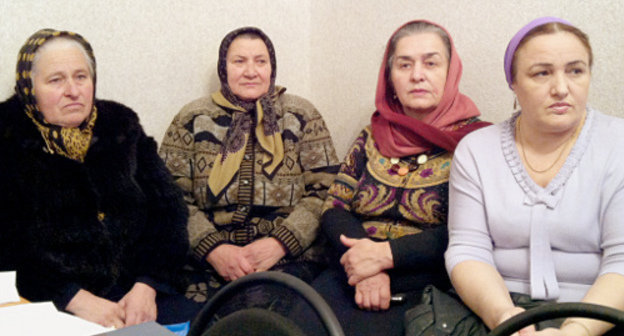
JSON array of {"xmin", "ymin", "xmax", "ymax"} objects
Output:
[{"xmin": 1, "ymin": 0, "xmax": 622, "ymax": 158}]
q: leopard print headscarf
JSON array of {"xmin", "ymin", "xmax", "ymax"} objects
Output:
[{"xmin": 15, "ymin": 28, "xmax": 97, "ymax": 162}]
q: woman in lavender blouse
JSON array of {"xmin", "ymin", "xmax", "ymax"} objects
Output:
[{"xmin": 445, "ymin": 17, "xmax": 624, "ymax": 336}]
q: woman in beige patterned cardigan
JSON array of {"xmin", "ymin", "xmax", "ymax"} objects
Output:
[{"xmin": 159, "ymin": 26, "xmax": 339, "ymax": 315}]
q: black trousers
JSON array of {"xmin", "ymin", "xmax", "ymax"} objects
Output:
[{"xmin": 289, "ymin": 267, "xmax": 424, "ymax": 336}]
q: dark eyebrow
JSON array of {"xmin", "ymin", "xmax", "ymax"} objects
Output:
[
  {"xmin": 395, "ymin": 55, "xmax": 414, "ymax": 62},
  {"xmin": 395, "ymin": 52, "xmax": 443, "ymax": 62},
  {"xmin": 567, "ymin": 60, "xmax": 588, "ymax": 67},
  {"xmin": 229, "ymin": 54, "xmax": 247, "ymax": 59},
  {"xmin": 422, "ymin": 52, "xmax": 443, "ymax": 59},
  {"xmin": 529, "ymin": 59, "xmax": 588, "ymax": 70},
  {"xmin": 529, "ymin": 62, "xmax": 552, "ymax": 68}
]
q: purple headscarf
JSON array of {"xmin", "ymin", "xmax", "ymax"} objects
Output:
[{"xmin": 504, "ymin": 16, "xmax": 573, "ymax": 88}]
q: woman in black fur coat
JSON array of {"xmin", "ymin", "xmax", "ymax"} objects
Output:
[{"xmin": 0, "ymin": 29, "xmax": 191, "ymax": 328}]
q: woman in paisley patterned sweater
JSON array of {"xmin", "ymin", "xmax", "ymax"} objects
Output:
[
  {"xmin": 295, "ymin": 20, "xmax": 489, "ymax": 336},
  {"xmin": 158, "ymin": 26, "xmax": 339, "ymax": 315}
]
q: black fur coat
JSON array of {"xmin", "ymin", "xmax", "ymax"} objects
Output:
[{"xmin": 0, "ymin": 95, "xmax": 189, "ymax": 309}]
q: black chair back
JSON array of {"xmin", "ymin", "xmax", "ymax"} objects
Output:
[
  {"xmin": 188, "ymin": 271, "xmax": 345, "ymax": 336},
  {"xmin": 489, "ymin": 302, "xmax": 624, "ymax": 336}
]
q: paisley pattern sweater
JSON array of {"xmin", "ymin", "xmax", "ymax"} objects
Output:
[{"xmin": 322, "ymin": 126, "xmax": 452, "ymax": 291}]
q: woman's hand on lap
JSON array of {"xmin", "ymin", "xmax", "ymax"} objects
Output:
[
  {"xmin": 66, "ymin": 289, "xmax": 125, "ymax": 329},
  {"xmin": 207, "ymin": 244, "xmax": 255, "ymax": 281},
  {"xmin": 118, "ymin": 282, "xmax": 157, "ymax": 326},
  {"xmin": 242, "ymin": 237, "xmax": 286, "ymax": 272},
  {"xmin": 497, "ymin": 306, "xmax": 536, "ymax": 336},
  {"xmin": 354, "ymin": 272, "xmax": 391, "ymax": 311},
  {"xmin": 340, "ymin": 235, "xmax": 394, "ymax": 285},
  {"xmin": 534, "ymin": 329, "xmax": 567, "ymax": 336}
]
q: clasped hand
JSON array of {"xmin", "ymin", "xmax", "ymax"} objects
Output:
[
  {"xmin": 206, "ymin": 238, "xmax": 287, "ymax": 281},
  {"xmin": 65, "ymin": 282, "xmax": 157, "ymax": 328},
  {"xmin": 340, "ymin": 235, "xmax": 394, "ymax": 311},
  {"xmin": 339, "ymin": 234, "xmax": 393, "ymax": 285},
  {"xmin": 354, "ymin": 272, "xmax": 391, "ymax": 311}
]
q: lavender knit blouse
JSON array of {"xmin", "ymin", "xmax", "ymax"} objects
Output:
[{"xmin": 445, "ymin": 108, "xmax": 624, "ymax": 302}]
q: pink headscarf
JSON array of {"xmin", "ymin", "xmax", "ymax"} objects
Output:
[{"xmin": 371, "ymin": 20, "xmax": 489, "ymax": 157}]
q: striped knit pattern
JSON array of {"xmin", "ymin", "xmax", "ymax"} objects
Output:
[{"xmin": 232, "ymin": 135, "xmax": 255, "ymax": 230}]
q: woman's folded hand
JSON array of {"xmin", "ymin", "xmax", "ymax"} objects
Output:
[
  {"xmin": 66, "ymin": 289, "xmax": 125, "ymax": 329},
  {"xmin": 340, "ymin": 235, "xmax": 394, "ymax": 285}
]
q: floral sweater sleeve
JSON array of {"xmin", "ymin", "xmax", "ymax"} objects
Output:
[{"xmin": 321, "ymin": 128, "xmax": 371, "ymax": 256}]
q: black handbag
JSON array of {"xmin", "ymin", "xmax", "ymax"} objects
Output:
[{"xmin": 404, "ymin": 285, "xmax": 488, "ymax": 336}]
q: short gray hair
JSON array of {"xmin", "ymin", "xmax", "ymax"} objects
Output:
[{"xmin": 386, "ymin": 21, "xmax": 451, "ymax": 75}]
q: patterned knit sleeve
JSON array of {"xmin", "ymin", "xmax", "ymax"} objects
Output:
[
  {"xmin": 159, "ymin": 108, "xmax": 226, "ymax": 262},
  {"xmin": 268, "ymin": 99, "xmax": 340, "ymax": 257}
]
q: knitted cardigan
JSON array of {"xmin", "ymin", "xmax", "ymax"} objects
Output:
[
  {"xmin": 159, "ymin": 92, "xmax": 339, "ymax": 266},
  {"xmin": 0, "ymin": 95, "xmax": 189, "ymax": 310}
]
